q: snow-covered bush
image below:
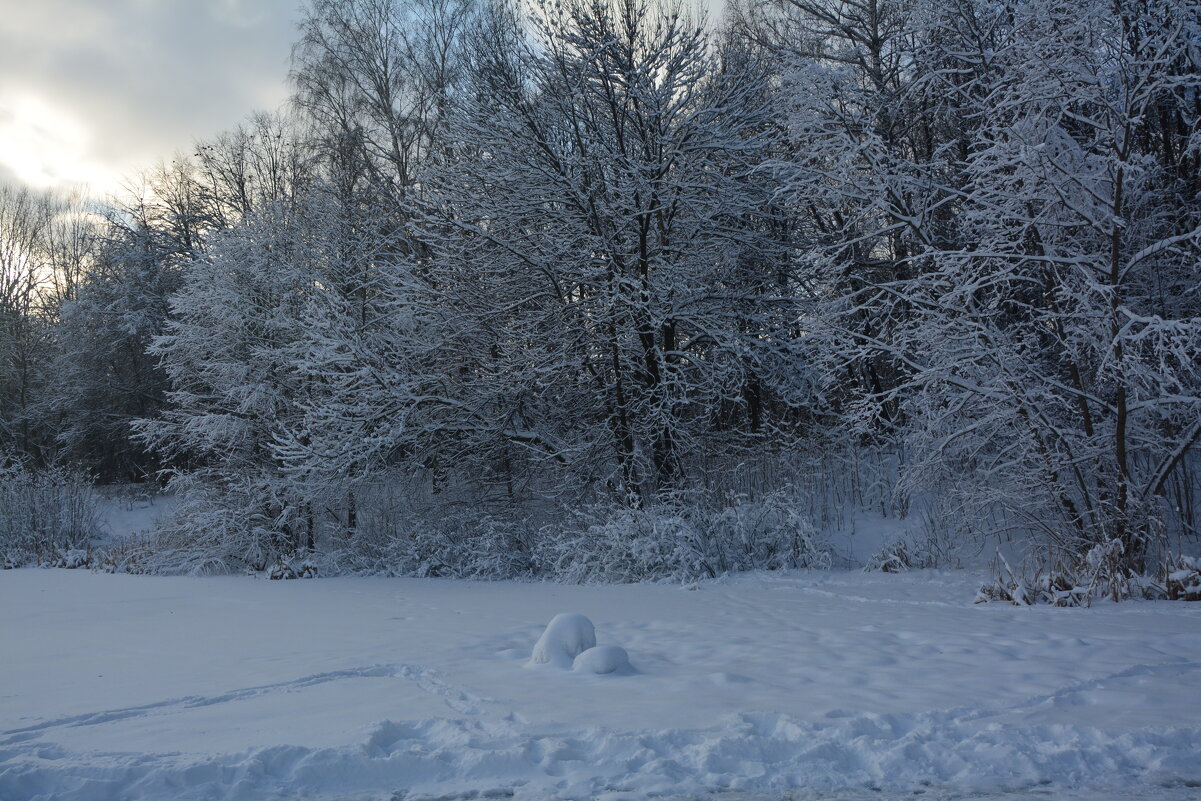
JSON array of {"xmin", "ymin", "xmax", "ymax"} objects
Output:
[
  {"xmin": 538, "ymin": 503, "xmax": 702, "ymax": 583},
  {"xmin": 975, "ymin": 542, "xmax": 1194, "ymax": 607},
  {"xmin": 267, "ymin": 550, "xmax": 318, "ymax": 580},
  {"xmin": 864, "ymin": 541, "xmax": 917, "ymax": 573},
  {"xmin": 118, "ymin": 473, "xmax": 308, "ymax": 575},
  {"xmin": 705, "ymin": 491, "xmax": 832, "ymax": 574},
  {"xmin": 401, "ymin": 514, "xmax": 533, "ymax": 579},
  {"xmin": 325, "ymin": 503, "xmax": 534, "ymax": 580},
  {"xmin": 0, "ymin": 459, "xmax": 100, "ymax": 566},
  {"xmin": 976, "ymin": 551, "xmax": 1089, "ymax": 607},
  {"xmin": 91, "ymin": 533, "xmax": 157, "ymax": 574},
  {"xmin": 47, "ymin": 548, "xmax": 91, "ymax": 569},
  {"xmin": 305, "ymin": 485, "xmax": 832, "ymax": 583},
  {"xmin": 539, "ymin": 491, "xmax": 830, "ymax": 583},
  {"xmin": 864, "ymin": 510, "xmax": 975, "ymax": 572},
  {"xmin": 1164, "ymin": 555, "xmax": 1201, "ymax": 602}
]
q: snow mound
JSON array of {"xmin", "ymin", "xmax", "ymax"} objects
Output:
[
  {"xmin": 530, "ymin": 613, "xmax": 596, "ymax": 668},
  {"xmin": 572, "ymin": 645, "xmax": 631, "ymax": 675}
]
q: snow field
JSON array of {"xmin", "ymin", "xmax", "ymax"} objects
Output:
[
  {"xmin": 1, "ymin": 569, "xmax": 1200, "ymax": 801},
  {"xmin": 93, "ymin": 490, "xmax": 176, "ymax": 546}
]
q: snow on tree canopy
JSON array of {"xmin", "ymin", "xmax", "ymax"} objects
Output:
[{"xmin": 529, "ymin": 613, "xmax": 596, "ymax": 668}]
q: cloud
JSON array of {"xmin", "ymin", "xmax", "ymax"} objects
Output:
[
  {"xmin": 211, "ymin": 0, "xmax": 270, "ymax": 28},
  {"xmin": 0, "ymin": 0, "xmax": 302, "ymax": 198},
  {"xmin": 0, "ymin": 90, "xmax": 102, "ymax": 189}
]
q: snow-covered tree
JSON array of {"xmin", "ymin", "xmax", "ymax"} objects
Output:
[
  {"xmin": 785, "ymin": 0, "xmax": 1201, "ymax": 571},
  {"xmin": 293, "ymin": 0, "xmax": 477, "ymax": 199},
  {"xmin": 0, "ymin": 184, "xmax": 98, "ymax": 463},
  {"xmin": 136, "ymin": 191, "xmax": 342, "ymax": 565},
  {"xmin": 0, "ymin": 184, "xmax": 57, "ymax": 460},
  {"xmin": 49, "ymin": 215, "xmax": 177, "ymax": 480},
  {"xmin": 399, "ymin": 0, "xmax": 798, "ymax": 502}
]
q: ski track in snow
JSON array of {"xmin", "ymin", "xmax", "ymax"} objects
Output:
[
  {"xmin": 2, "ymin": 570, "xmax": 1200, "ymax": 801},
  {"xmin": 1, "ymin": 664, "xmax": 488, "ymax": 744}
]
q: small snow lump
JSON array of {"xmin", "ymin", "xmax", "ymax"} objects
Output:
[
  {"xmin": 572, "ymin": 645, "xmax": 632, "ymax": 675},
  {"xmin": 530, "ymin": 613, "xmax": 596, "ymax": 668}
]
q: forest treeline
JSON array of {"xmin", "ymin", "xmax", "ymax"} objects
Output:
[{"xmin": 2, "ymin": 0, "xmax": 1199, "ymax": 596}]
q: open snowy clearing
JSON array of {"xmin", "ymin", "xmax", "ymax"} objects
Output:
[{"xmin": 2, "ymin": 569, "xmax": 1199, "ymax": 801}]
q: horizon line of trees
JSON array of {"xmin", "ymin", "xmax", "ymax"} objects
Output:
[{"xmin": 2, "ymin": 0, "xmax": 1199, "ymax": 584}]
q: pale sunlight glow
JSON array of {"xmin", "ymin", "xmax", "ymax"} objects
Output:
[{"xmin": 0, "ymin": 89, "xmax": 113, "ymax": 194}]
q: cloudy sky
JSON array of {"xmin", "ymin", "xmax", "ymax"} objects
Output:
[{"xmin": 0, "ymin": 0, "xmax": 302, "ymax": 199}]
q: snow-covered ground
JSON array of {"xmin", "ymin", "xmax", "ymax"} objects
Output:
[
  {"xmin": 2, "ymin": 569, "xmax": 1199, "ymax": 801},
  {"xmin": 93, "ymin": 489, "xmax": 177, "ymax": 546}
]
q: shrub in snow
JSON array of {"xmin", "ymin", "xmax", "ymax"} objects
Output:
[
  {"xmin": 327, "ymin": 504, "xmax": 533, "ymax": 580},
  {"xmin": 125, "ymin": 473, "xmax": 323, "ymax": 575},
  {"xmin": 267, "ymin": 550, "xmax": 318, "ymax": 579},
  {"xmin": 51, "ymin": 548, "xmax": 91, "ymax": 569},
  {"xmin": 977, "ymin": 549, "xmax": 1114, "ymax": 607},
  {"xmin": 1163, "ymin": 555, "xmax": 1201, "ymax": 602},
  {"xmin": 101, "ymin": 479, "xmax": 837, "ymax": 583},
  {"xmin": 704, "ymin": 490, "xmax": 832, "ymax": 575},
  {"xmin": 864, "ymin": 526, "xmax": 964, "ymax": 573},
  {"xmin": 572, "ymin": 645, "xmax": 632, "ymax": 675},
  {"xmin": 538, "ymin": 490, "xmax": 830, "ymax": 583},
  {"xmin": 0, "ymin": 459, "xmax": 100, "ymax": 564},
  {"xmin": 864, "ymin": 541, "xmax": 915, "ymax": 573},
  {"xmin": 90, "ymin": 532, "xmax": 158, "ymax": 574},
  {"xmin": 530, "ymin": 613, "xmax": 597, "ymax": 668},
  {"xmin": 537, "ymin": 504, "xmax": 700, "ymax": 583},
  {"xmin": 976, "ymin": 544, "xmax": 1199, "ymax": 607}
]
